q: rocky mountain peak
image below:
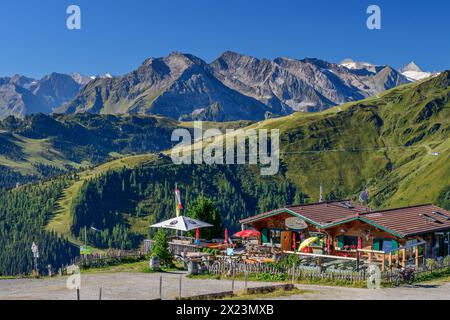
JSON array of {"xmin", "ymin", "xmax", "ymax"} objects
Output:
[{"xmin": 400, "ymin": 61, "xmax": 422, "ymax": 73}]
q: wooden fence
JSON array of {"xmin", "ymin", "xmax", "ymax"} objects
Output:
[
  {"xmin": 70, "ymin": 250, "xmax": 145, "ymax": 269},
  {"xmin": 144, "ymin": 240, "xmax": 198, "ymax": 256},
  {"xmin": 207, "ymin": 261, "xmax": 369, "ymax": 283},
  {"xmin": 206, "ymin": 259, "xmax": 450, "ymax": 284}
]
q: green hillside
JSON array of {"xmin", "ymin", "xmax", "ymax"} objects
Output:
[
  {"xmin": 258, "ymin": 71, "xmax": 449, "ymax": 208},
  {"xmin": 0, "ymin": 113, "xmax": 252, "ymax": 189}
]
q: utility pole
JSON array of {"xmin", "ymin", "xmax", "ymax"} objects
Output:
[{"xmin": 319, "ymin": 181, "xmax": 324, "ymax": 203}]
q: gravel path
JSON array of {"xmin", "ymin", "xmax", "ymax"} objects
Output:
[
  {"xmin": 1, "ymin": 272, "xmax": 449, "ymax": 300},
  {"xmin": 273, "ymin": 282, "xmax": 450, "ymax": 300},
  {"xmin": 0, "ymin": 272, "xmax": 274, "ymax": 300}
]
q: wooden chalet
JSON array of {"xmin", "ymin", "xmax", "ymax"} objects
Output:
[{"xmin": 240, "ymin": 200, "xmax": 450, "ymax": 269}]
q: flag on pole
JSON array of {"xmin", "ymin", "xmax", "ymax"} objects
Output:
[
  {"xmin": 195, "ymin": 228, "xmax": 200, "ymax": 245},
  {"xmin": 175, "ymin": 184, "xmax": 183, "ymax": 217}
]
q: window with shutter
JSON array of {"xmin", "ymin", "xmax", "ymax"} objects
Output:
[
  {"xmin": 337, "ymin": 235, "xmax": 344, "ymax": 249},
  {"xmin": 261, "ymin": 229, "xmax": 268, "ymax": 243},
  {"xmin": 373, "ymin": 238, "xmax": 381, "ymax": 251},
  {"xmin": 391, "ymin": 239, "xmax": 399, "ymax": 250}
]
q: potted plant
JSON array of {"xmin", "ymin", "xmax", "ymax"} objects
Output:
[{"xmin": 149, "ymin": 253, "xmax": 161, "ymax": 271}]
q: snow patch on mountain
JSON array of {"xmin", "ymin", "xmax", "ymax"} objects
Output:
[
  {"xmin": 400, "ymin": 62, "xmax": 434, "ymax": 82},
  {"xmin": 340, "ymin": 59, "xmax": 377, "ymax": 72}
]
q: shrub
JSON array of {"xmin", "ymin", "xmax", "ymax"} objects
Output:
[
  {"xmin": 270, "ymin": 255, "xmax": 303, "ymax": 268},
  {"xmin": 200, "ymin": 247, "xmax": 220, "ymax": 256},
  {"xmin": 426, "ymin": 258, "xmax": 437, "ymax": 270},
  {"xmin": 443, "ymin": 255, "xmax": 450, "ymax": 267}
]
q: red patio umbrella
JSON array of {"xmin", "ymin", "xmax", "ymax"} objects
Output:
[
  {"xmin": 195, "ymin": 228, "xmax": 200, "ymax": 240},
  {"xmin": 234, "ymin": 229, "xmax": 261, "ymax": 238},
  {"xmin": 292, "ymin": 233, "xmax": 297, "ymax": 250},
  {"xmin": 224, "ymin": 228, "xmax": 229, "ymax": 244}
]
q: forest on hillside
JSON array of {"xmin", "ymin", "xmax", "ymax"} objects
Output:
[
  {"xmin": 0, "ymin": 180, "xmax": 78, "ymax": 276},
  {"xmin": 69, "ymin": 161, "xmax": 308, "ymax": 249}
]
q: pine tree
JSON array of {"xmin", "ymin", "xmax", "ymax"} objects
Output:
[
  {"xmin": 186, "ymin": 197, "xmax": 223, "ymax": 240},
  {"xmin": 151, "ymin": 229, "xmax": 173, "ymax": 266}
]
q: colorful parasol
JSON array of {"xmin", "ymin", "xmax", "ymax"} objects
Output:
[
  {"xmin": 298, "ymin": 237, "xmax": 318, "ymax": 251},
  {"xmin": 224, "ymin": 228, "xmax": 229, "ymax": 244},
  {"xmin": 234, "ymin": 229, "xmax": 261, "ymax": 238}
]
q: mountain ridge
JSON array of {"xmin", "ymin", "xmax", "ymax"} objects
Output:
[
  {"xmin": 0, "ymin": 73, "xmax": 82, "ymax": 119},
  {"xmin": 57, "ymin": 51, "xmax": 411, "ymax": 121}
]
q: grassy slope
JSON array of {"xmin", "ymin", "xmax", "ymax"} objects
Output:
[
  {"xmin": 254, "ymin": 75, "xmax": 449, "ymax": 207},
  {"xmin": 45, "ymin": 154, "xmax": 160, "ymax": 243},
  {"xmin": 0, "ymin": 114, "xmax": 252, "ymax": 177},
  {"xmin": 0, "ymin": 134, "xmax": 81, "ymax": 175}
]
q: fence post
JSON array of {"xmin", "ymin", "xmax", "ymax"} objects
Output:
[
  {"xmin": 231, "ymin": 262, "xmax": 235, "ymax": 292},
  {"xmin": 178, "ymin": 274, "xmax": 182, "ymax": 300},
  {"xmin": 232, "ymin": 270, "xmax": 235, "ymax": 293},
  {"xmin": 356, "ymin": 251, "xmax": 360, "ymax": 271},
  {"xmin": 99, "ymin": 287, "xmax": 102, "ymax": 300},
  {"xmin": 159, "ymin": 276, "xmax": 163, "ymax": 300},
  {"xmin": 244, "ymin": 271, "xmax": 248, "ymax": 291},
  {"xmin": 76, "ymin": 288, "xmax": 80, "ymax": 301}
]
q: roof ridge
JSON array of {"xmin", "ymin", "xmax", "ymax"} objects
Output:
[
  {"xmin": 285, "ymin": 199, "xmax": 353, "ymax": 209},
  {"xmin": 361, "ymin": 203, "xmax": 435, "ymax": 216}
]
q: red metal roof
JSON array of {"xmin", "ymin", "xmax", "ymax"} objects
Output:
[
  {"xmin": 287, "ymin": 201, "xmax": 370, "ymax": 225},
  {"xmin": 360, "ymin": 204, "xmax": 450, "ymax": 237},
  {"xmin": 240, "ymin": 201, "xmax": 450, "ymax": 238},
  {"xmin": 239, "ymin": 200, "xmax": 370, "ymax": 225}
]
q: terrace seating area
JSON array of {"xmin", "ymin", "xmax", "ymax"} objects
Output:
[{"xmin": 145, "ymin": 201, "xmax": 450, "ymax": 276}]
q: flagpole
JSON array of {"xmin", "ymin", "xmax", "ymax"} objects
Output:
[
  {"xmin": 175, "ymin": 183, "xmax": 178, "ymax": 237},
  {"xmin": 175, "ymin": 182, "xmax": 178, "ymax": 217}
]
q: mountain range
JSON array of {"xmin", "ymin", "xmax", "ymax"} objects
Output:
[
  {"xmin": 0, "ymin": 52, "xmax": 439, "ymax": 122},
  {"xmin": 0, "ymin": 73, "xmax": 82, "ymax": 119},
  {"xmin": 0, "ymin": 72, "xmax": 116, "ymax": 120},
  {"xmin": 341, "ymin": 58, "xmax": 438, "ymax": 82},
  {"xmin": 58, "ymin": 52, "xmax": 412, "ymax": 121}
]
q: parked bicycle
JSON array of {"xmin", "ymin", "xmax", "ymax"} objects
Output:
[{"xmin": 393, "ymin": 265, "xmax": 415, "ymax": 286}]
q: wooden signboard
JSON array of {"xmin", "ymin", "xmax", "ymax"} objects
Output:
[{"xmin": 285, "ymin": 217, "xmax": 308, "ymax": 230}]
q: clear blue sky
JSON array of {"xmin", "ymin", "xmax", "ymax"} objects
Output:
[{"xmin": 0, "ymin": 0, "xmax": 448, "ymax": 78}]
